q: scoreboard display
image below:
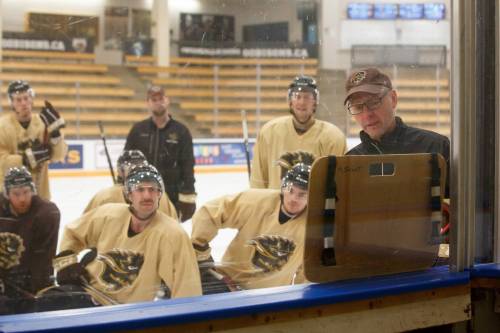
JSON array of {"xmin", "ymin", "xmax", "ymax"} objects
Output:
[
  {"xmin": 347, "ymin": 3, "xmax": 373, "ymax": 19},
  {"xmin": 399, "ymin": 4, "xmax": 424, "ymax": 19},
  {"xmin": 373, "ymin": 4, "xmax": 398, "ymax": 20},
  {"xmin": 424, "ymin": 3, "xmax": 446, "ymax": 20},
  {"xmin": 347, "ymin": 3, "xmax": 446, "ymax": 20}
]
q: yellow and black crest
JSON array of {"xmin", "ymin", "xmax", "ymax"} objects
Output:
[
  {"xmin": 350, "ymin": 70, "xmax": 367, "ymax": 85},
  {"xmin": 97, "ymin": 248, "xmax": 144, "ymax": 293},
  {"xmin": 247, "ymin": 235, "xmax": 296, "ymax": 273},
  {"xmin": 168, "ymin": 133, "xmax": 178, "ymax": 142},
  {"xmin": 0, "ymin": 232, "xmax": 25, "ymax": 270},
  {"xmin": 277, "ymin": 151, "xmax": 316, "ymax": 178}
]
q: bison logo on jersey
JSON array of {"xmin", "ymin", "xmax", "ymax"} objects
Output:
[
  {"xmin": 97, "ymin": 249, "xmax": 144, "ymax": 292},
  {"xmin": 0, "ymin": 232, "xmax": 25, "ymax": 270},
  {"xmin": 247, "ymin": 235, "xmax": 296, "ymax": 273}
]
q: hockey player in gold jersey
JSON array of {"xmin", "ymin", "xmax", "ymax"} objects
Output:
[
  {"xmin": 83, "ymin": 150, "xmax": 178, "ymax": 220},
  {"xmin": 0, "ymin": 81, "xmax": 67, "ymax": 200},
  {"xmin": 41, "ymin": 164, "xmax": 201, "ymax": 310},
  {"xmin": 250, "ymin": 76, "xmax": 346, "ymax": 189},
  {"xmin": 192, "ymin": 152, "xmax": 314, "ymax": 293}
]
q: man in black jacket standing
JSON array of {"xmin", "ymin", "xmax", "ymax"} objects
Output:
[{"xmin": 124, "ymin": 85, "xmax": 196, "ymax": 222}]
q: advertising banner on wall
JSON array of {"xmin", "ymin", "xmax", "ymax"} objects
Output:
[
  {"xmin": 179, "ymin": 42, "xmax": 315, "ymax": 58},
  {"xmin": 49, "ymin": 140, "xmax": 256, "ymax": 171},
  {"xmin": 49, "ymin": 144, "xmax": 84, "ymax": 169},
  {"xmin": 2, "ymin": 31, "xmax": 95, "ymax": 53},
  {"xmin": 194, "ymin": 142, "xmax": 254, "ymax": 166}
]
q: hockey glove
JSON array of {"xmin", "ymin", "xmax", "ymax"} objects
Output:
[
  {"xmin": 22, "ymin": 141, "xmax": 50, "ymax": 170},
  {"xmin": 248, "ymin": 235, "xmax": 296, "ymax": 273},
  {"xmin": 177, "ymin": 193, "xmax": 197, "ymax": 222},
  {"xmin": 53, "ymin": 248, "xmax": 97, "ymax": 286},
  {"xmin": 40, "ymin": 101, "xmax": 65, "ymax": 135}
]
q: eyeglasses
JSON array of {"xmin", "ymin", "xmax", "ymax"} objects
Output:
[{"xmin": 346, "ymin": 91, "xmax": 389, "ymax": 115}]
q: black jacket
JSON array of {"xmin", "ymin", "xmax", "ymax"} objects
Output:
[
  {"xmin": 347, "ymin": 117, "xmax": 450, "ymax": 195},
  {"xmin": 124, "ymin": 116, "xmax": 196, "ymax": 204}
]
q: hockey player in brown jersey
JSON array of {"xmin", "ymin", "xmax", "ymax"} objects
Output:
[
  {"xmin": 250, "ymin": 76, "xmax": 346, "ymax": 189},
  {"xmin": 192, "ymin": 152, "xmax": 314, "ymax": 294},
  {"xmin": 0, "ymin": 167, "xmax": 60, "ymax": 314},
  {"xmin": 39, "ymin": 164, "xmax": 201, "ymax": 310},
  {"xmin": 83, "ymin": 150, "xmax": 178, "ymax": 220},
  {"xmin": 0, "ymin": 81, "xmax": 67, "ymax": 200}
]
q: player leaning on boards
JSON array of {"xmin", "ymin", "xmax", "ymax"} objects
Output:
[
  {"xmin": 83, "ymin": 149, "xmax": 178, "ymax": 220},
  {"xmin": 125, "ymin": 85, "xmax": 196, "ymax": 222},
  {"xmin": 42, "ymin": 164, "xmax": 201, "ymax": 310},
  {"xmin": 192, "ymin": 151, "xmax": 314, "ymax": 294},
  {"xmin": 0, "ymin": 167, "xmax": 60, "ymax": 314},
  {"xmin": 0, "ymin": 81, "xmax": 67, "ymax": 200},
  {"xmin": 250, "ymin": 76, "xmax": 346, "ymax": 189}
]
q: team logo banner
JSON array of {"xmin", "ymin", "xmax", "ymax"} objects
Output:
[{"xmin": 194, "ymin": 142, "xmax": 254, "ymax": 166}]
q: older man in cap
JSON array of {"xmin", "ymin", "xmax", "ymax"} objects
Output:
[
  {"xmin": 344, "ymin": 68, "xmax": 451, "ymax": 252},
  {"xmin": 124, "ymin": 86, "xmax": 196, "ymax": 222},
  {"xmin": 344, "ymin": 67, "xmax": 450, "ymax": 168}
]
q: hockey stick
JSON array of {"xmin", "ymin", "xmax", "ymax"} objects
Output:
[
  {"xmin": 2, "ymin": 276, "xmax": 36, "ymax": 299},
  {"xmin": 80, "ymin": 278, "xmax": 120, "ymax": 306},
  {"xmin": 208, "ymin": 268, "xmax": 242, "ymax": 292},
  {"xmin": 97, "ymin": 121, "xmax": 116, "ymax": 184},
  {"xmin": 241, "ymin": 110, "xmax": 251, "ymax": 179}
]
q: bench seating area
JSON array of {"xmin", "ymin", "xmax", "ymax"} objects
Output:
[
  {"xmin": 0, "ymin": 61, "xmax": 108, "ymax": 73},
  {"xmin": 136, "ymin": 58, "xmax": 449, "ymax": 138},
  {"xmin": 1, "ymin": 50, "xmax": 451, "ymax": 139},
  {"xmin": 136, "ymin": 57, "xmax": 317, "ymax": 137},
  {"xmin": 0, "ymin": 50, "xmax": 147, "ymax": 139},
  {"xmin": 2, "ymin": 49, "xmax": 95, "ymax": 62},
  {"xmin": 0, "ymin": 86, "xmax": 135, "ymax": 97},
  {"xmin": 0, "ymin": 72, "xmax": 120, "ymax": 84}
]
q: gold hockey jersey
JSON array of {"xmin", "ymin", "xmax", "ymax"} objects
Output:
[
  {"xmin": 60, "ymin": 203, "xmax": 201, "ymax": 304},
  {"xmin": 83, "ymin": 183, "xmax": 178, "ymax": 220},
  {"xmin": 191, "ymin": 189, "xmax": 306, "ymax": 290},
  {"xmin": 0, "ymin": 112, "xmax": 67, "ymax": 200},
  {"xmin": 250, "ymin": 116, "xmax": 346, "ymax": 189}
]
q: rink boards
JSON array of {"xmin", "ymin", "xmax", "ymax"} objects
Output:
[
  {"xmin": 0, "ymin": 266, "xmax": 470, "ymax": 333},
  {"xmin": 0, "ymin": 138, "xmax": 474, "ymax": 332}
]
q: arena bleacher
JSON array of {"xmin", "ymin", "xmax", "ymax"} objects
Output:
[{"xmin": 0, "ymin": 50, "xmax": 450, "ymax": 139}]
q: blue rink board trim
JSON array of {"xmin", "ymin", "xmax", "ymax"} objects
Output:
[
  {"xmin": 470, "ymin": 263, "xmax": 500, "ymax": 278},
  {"xmin": 0, "ymin": 266, "xmax": 469, "ymax": 333}
]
